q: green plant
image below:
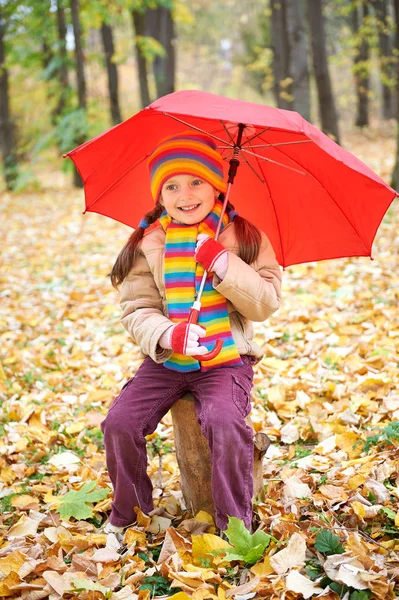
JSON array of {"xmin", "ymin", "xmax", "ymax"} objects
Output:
[
  {"xmin": 314, "ymin": 530, "xmax": 345, "ymax": 555},
  {"xmin": 139, "ymin": 574, "xmax": 174, "ymax": 596},
  {"xmin": 363, "ymin": 421, "xmax": 399, "ymax": 452}
]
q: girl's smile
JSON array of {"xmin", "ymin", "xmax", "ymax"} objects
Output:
[{"xmin": 160, "ymin": 174, "xmax": 218, "ymax": 224}]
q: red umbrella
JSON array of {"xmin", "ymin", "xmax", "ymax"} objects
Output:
[{"xmin": 65, "ymin": 89, "xmax": 397, "ymax": 268}]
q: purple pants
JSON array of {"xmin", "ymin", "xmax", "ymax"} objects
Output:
[{"xmin": 100, "ymin": 355, "xmax": 255, "ymax": 530}]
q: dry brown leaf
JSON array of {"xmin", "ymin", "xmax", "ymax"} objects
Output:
[
  {"xmin": 285, "ymin": 571, "xmax": 323, "ymax": 598},
  {"xmin": 269, "ymin": 533, "xmax": 307, "ymax": 574}
]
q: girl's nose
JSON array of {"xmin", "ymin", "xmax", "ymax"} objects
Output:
[{"xmin": 179, "ymin": 185, "xmax": 193, "ymax": 198}]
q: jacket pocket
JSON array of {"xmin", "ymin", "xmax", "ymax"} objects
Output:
[
  {"xmin": 230, "ymin": 311, "xmax": 252, "ymax": 355},
  {"xmin": 232, "ymin": 374, "xmax": 253, "ymax": 417}
]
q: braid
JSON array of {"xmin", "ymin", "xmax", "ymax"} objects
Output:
[
  {"xmin": 218, "ymin": 194, "xmax": 261, "ymax": 265},
  {"xmin": 109, "ymin": 202, "xmax": 163, "ymax": 289}
]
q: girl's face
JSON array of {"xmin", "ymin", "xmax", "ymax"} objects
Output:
[{"xmin": 160, "ymin": 174, "xmax": 217, "ymax": 224}]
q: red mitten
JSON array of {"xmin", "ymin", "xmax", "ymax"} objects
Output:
[
  {"xmin": 195, "ymin": 236, "xmax": 227, "ymax": 272},
  {"xmin": 166, "ymin": 322, "xmax": 208, "ymax": 356}
]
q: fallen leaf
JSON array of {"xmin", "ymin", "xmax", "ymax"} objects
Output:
[
  {"xmin": 285, "ymin": 570, "xmax": 324, "ymax": 598},
  {"xmin": 269, "ymin": 533, "xmax": 306, "ymax": 574}
]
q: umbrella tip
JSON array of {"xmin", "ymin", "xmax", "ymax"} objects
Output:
[{"xmin": 62, "ymin": 153, "xmax": 68, "ymax": 159}]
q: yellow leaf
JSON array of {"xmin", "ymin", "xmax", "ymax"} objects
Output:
[
  {"xmin": 394, "ymin": 512, "xmax": 399, "ymax": 527},
  {"xmin": 0, "ymin": 551, "xmax": 26, "ymax": 576},
  {"xmin": 336, "ymin": 432, "xmax": 362, "ymax": 459},
  {"xmin": 352, "ymin": 501, "xmax": 366, "ymax": 519},
  {"xmin": 0, "ymin": 468, "xmax": 16, "ymax": 484},
  {"xmin": 7, "ymin": 515, "xmax": 39, "ymax": 537},
  {"xmin": 10, "ymin": 494, "xmax": 40, "ymax": 510},
  {"xmin": 250, "ymin": 555, "xmax": 274, "ymax": 576},
  {"xmin": 169, "ymin": 594, "xmax": 192, "ymax": 600},
  {"xmin": 193, "ymin": 590, "xmax": 218, "ymax": 600},
  {"xmin": 124, "ymin": 528, "xmax": 147, "ymax": 546},
  {"xmin": 43, "ymin": 491, "xmax": 62, "ymax": 507},
  {"xmin": 347, "ymin": 475, "xmax": 366, "ymax": 490},
  {"xmin": 135, "ymin": 507, "xmax": 151, "ymax": 530},
  {"xmin": 217, "ymin": 587, "xmax": 227, "ymax": 600},
  {"xmin": 0, "ymin": 571, "xmax": 21, "ymax": 597},
  {"xmin": 65, "ymin": 420, "xmax": 86, "ymax": 435},
  {"xmin": 192, "ymin": 534, "xmax": 231, "ymax": 567},
  {"xmin": 195, "ymin": 510, "xmax": 215, "ymax": 525}
]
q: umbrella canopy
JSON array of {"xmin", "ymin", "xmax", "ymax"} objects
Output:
[{"xmin": 65, "ymin": 90, "xmax": 397, "ymax": 267}]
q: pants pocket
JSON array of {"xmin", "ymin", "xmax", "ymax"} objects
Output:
[
  {"xmin": 232, "ymin": 374, "xmax": 252, "ymax": 417},
  {"xmin": 108, "ymin": 377, "xmax": 134, "ymax": 412}
]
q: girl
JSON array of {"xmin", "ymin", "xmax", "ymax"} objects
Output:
[{"xmin": 101, "ymin": 131, "xmax": 282, "ymax": 536}]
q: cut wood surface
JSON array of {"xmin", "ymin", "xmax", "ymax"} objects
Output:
[{"xmin": 171, "ymin": 393, "xmax": 270, "ymax": 517}]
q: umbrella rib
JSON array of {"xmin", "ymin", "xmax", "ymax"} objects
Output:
[
  {"xmin": 241, "ymin": 127, "xmax": 272, "ymax": 146},
  {"xmin": 239, "ymin": 152, "xmax": 266, "ymax": 183},
  {"xmin": 245, "ymin": 139, "xmax": 286, "ymax": 267},
  {"xmin": 85, "ymin": 154, "xmax": 149, "ymax": 212},
  {"xmin": 220, "ymin": 120, "xmax": 237, "ymax": 145},
  {"xmin": 241, "ymin": 148, "xmax": 307, "ymax": 176},
  {"xmin": 162, "ymin": 113, "xmax": 231, "ymax": 146},
  {"xmin": 243, "ymin": 140, "xmax": 313, "ymax": 149},
  {"xmin": 255, "ymin": 132, "xmax": 371, "ymax": 253}
]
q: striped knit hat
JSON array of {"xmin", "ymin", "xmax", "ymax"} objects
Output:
[{"xmin": 148, "ymin": 131, "xmax": 227, "ymax": 201}]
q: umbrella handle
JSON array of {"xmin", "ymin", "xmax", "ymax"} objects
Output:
[{"xmin": 188, "ymin": 307, "xmax": 223, "ymax": 362}]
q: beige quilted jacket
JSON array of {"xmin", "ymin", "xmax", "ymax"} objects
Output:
[{"xmin": 119, "ymin": 222, "xmax": 282, "ymax": 364}]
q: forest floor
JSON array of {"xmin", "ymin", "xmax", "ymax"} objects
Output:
[{"xmin": 0, "ymin": 125, "xmax": 399, "ymax": 599}]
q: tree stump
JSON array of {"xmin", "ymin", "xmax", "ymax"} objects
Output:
[{"xmin": 170, "ymin": 393, "xmax": 270, "ymax": 518}]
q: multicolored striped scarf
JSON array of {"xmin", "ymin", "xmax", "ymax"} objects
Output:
[{"xmin": 159, "ymin": 201, "xmax": 243, "ymax": 372}]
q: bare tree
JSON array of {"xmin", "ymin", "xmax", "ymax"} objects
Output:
[
  {"xmin": 270, "ymin": 0, "xmax": 310, "ymax": 119},
  {"xmin": 100, "ymin": 21, "xmax": 122, "ymax": 124},
  {"xmin": 352, "ymin": 1, "xmax": 370, "ymax": 127},
  {"xmin": 0, "ymin": 2, "xmax": 18, "ymax": 189},
  {"xmin": 146, "ymin": 6, "xmax": 176, "ymax": 99},
  {"xmin": 54, "ymin": 0, "xmax": 70, "ymax": 120},
  {"xmin": 391, "ymin": 0, "xmax": 399, "ymax": 188},
  {"xmin": 374, "ymin": 0, "xmax": 395, "ymax": 120},
  {"xmin": 131, "ymin": 9, "xmax": 151, "ymax": 108},
  {"xmin": 70, "ymin": 0, "xmax": 87, "ymax": 187},
  {"xmin": 308, "ymin": 0, "xmax": 340, "ymax": 143}
]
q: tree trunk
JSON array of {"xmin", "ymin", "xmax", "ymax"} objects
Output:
[
  {"xmin": 285, "ymin": 0, "xmax": 310, "ymax": 121},
  {"xmin": 308, "ymin": 0, "xmax": 341, "ymax": 144},
  {"xmin": 131, "ymin": 10, "xmax": 151, "ymax": 108},
  {"xmin": 0, "ymin": 6, "xmax": 18, "ymax": 190},
  {"xmin": 70, "ymin": 0, "xmax": 86, "ymax": 187},
  {"xmin": 270, "ymin": 0, "xmax": 292, "ymax": 110},
  {"xmin": 54, "ymin": 0, "xmax": 70, "ymax": 120},
  {"xmin": 146, "ymin": 6, "xmax": 176, "ymax": 99},
  {"xmin": 70, "ymin": 0, "xmax": 86, "ymax": 110},
  {"xmin": 374, "ymin": 0, "xmax": 394, "ymax": 120},
  {"xmin": 352, "ymin": 1, "xmax": 370, "ymax": 127},
  {"xmin": 171, "ymin": 394, "xmax": 270, "ymax": 518},
  {"xmin": 100, "ymin": 21, "xmax": 122, "ymax": 125},
  {"xmin": 391, "ymin": 0, "xmax": 399, "ymax": 189},
  {"xmin": 271, "ymin": 0, "xmax": 310, "ymax": 118}
]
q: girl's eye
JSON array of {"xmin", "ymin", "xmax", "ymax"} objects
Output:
[
  {"xmin": 192, "ymin": 179, "xmax": 202, "ymax": 186},
  {"xmin": 165, "ymin": 184, "xmax": 176, "ymax": 191}
]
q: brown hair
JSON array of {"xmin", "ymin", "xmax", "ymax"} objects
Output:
[{"xmin": 109, "ymin": 193, "xmax": 262, "ymax": 289}]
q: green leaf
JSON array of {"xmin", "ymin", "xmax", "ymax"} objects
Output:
[
  {"xmin": 224, "ymin": 517, "xmax": 254, "ymax": 554},
  {"xmin": 314, "ymin": 530, "xmax": 345, "ymax": 555},
  {"xmin": 57, "ymin": 481, "xmax": 110, "ymax": 521},
  {"xmin": 69, "ymin": 579, "xmax": 111, "ymax": 596},
  {"xmin": 329, "ymin": 581, "xmax": 348, "ymax": 597},
  {"xmin": 350, "ymin": 591, "xmax": 372, "ymax": 600},
  {"xmin": 380, "ymin": 507, "xmax": 396, "ymax": 520},
  {"xmin": 220, "ymin": 517, "xmax": 273, "ymax": 565}
]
